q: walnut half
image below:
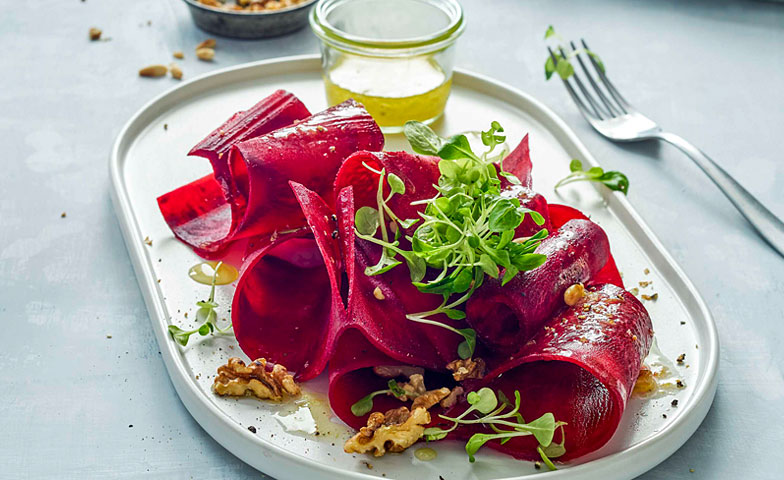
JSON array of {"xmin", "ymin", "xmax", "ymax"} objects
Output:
[
  {"xmin": 344, "ymin": 407, "xmax": 430, "ymax": 457},
  {"xmin": 213, "ymin": 357, "xmax": 300, "ymax": 401},
  {"xmin": 446, "ymin": 357, "xmax": 486, "ymax": 381}
]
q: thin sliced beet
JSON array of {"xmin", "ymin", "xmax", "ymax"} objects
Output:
[
  {"xmin": 466, "ymin": 218, "xmax": 610, "ymax": 353},
  {"xmin": 500, "ymin": 185, "xmax": 552, "ymax": 237},
  {"xmin": 232, "ymin": 183, "xmax": 344, "ymax": 380},
  {"xmin": 447, "ymin": 283, "xmax": 652, "ymax": 461},
  {"xmin": 548, "ymin": 204, "xmax": 624, "ymax": 287},
  {"xmin": 189, "ymin": 90, "xmax": 311, "ymax": 206},
  {"xmin": 334, "ymin": 150, "xmax": 440, "ymax": 228},
  {"xmin": 501, "ymin": 134, "xmax": 533, "ymax": 188},
  {"xmin": 227, "ymin": 99, "xmax": 384, "ymax": 240},
  {"xmin": 157, "ymin": 98, "xmax": 382, "ymax": 256}
]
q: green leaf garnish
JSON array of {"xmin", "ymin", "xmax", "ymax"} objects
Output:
[
  {"xmin": 427, "ymin": 387, "xmax": 566, "ymax": 464},
  {"xmin": 349, "ymin": 380, "xmax": 414, "ymax": 416},
  {"xmin": 543, "ymin": 26, "xmax": 605, "ymax": 81},
  {"xmin": 354, "ymin": 121, "xmax": 549, "ymax": 360},
  {"xmin": 168, "ymin": 261, "xmax": 233, "ymax": 346},
  {"xmin": 554, "ymin": 158, "xmax": 629, "ymax": 195},
  {"xmin": 355, "ymin": 206, "xmax": 380, "ymax": 235}
]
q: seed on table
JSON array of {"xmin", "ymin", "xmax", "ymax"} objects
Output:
[
  {"xmin": 196, "ymin": 48, "xmax": 215, "ymax": 61},
  {"xmin": 196, "ymin": 38, "xmax": 216, "ymax": 49},
  {"xmin": 139, "ymin": 65, "xmax": 167, "ymax": 77}
]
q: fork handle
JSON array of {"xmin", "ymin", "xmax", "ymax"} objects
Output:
[{"xmin": 656, "ymin": 131, "xmax": 784, "ymax": 257}]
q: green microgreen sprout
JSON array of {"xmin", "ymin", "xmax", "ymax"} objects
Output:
[
  {"xmin": 543, "ymin": 25, "xmax": 605, "ymax": 81},
  {"xmin": 168, "ymin": 261, "xmax": 233, "ymax": 346},
  {"xmin": 354, "ymin": 121, "xmax": 550, "ymax": 360},
  {"xmin": 423, "ymin": 388, "xmax": 567, "ymax": 466},
  {"xmin": 555, "ymin": 159, "xmax": 629, "ymax": 195},
  {"xmin": 350, "ymin": 379, "xmax": 414, "ymax": 417}
]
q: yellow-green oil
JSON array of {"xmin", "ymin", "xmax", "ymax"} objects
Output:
[
  {"xmin": 188, "ymin": 261, "xmax": 239, "ymax": 286},
  {"xmin": 324, "ymin": 55, "xmax": 452, "ymax": 130},
  {"xmin": 414, "ymin": 447, "xmax": 438, "ymax": 461}
]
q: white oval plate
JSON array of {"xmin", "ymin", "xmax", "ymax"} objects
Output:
[{"xmin": 109, "ymin": 55, "xmax": 718, "ymax": 480}]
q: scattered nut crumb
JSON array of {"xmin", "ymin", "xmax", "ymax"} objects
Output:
[
  {"xmin": 689, "ymin": 468, "xmax": 695, "ymax": 473},
  {"xmin": 89, "ymin": 27, "xmax": 102, "ymax": 41},
  {"xmin": 638, "ymin": 281, "xmax": 651, "ymax": 288},
  {"xmin": 563, "ymin": 283, "xmax": 585, "ymax": 306},
  {"xmin": 173, "ymin": 51, "xmax": 184, "ymax": 59},
  {"xmin": 170, "ymin": 63, "xmax": 183, "ymax": 80},
  {"xmin": 446, "ymin": 357, "xmax": 486, "ymax": 381},
  {"xmin": 629, "ymin": 287, "xmax": 639, "ymax": 296},
  {"xmin": 372, "ymin": 365, "xmax": 424, "ymax": 378},
  {"xmin": 196, "ymin": 48, "xmax": 215, "ymax": 61},
  {"xmin": 676, "ymin": 353, "xmax": 685, "ymax": 364},
  {"xmin": 106, "ymin": 334, "xmax": 112, "ymax": 339},
  {"xmin": 644, "ymin": 268, "xmax": 650, "ymax": 275},
  {"xmin": 641, "ymin": 293, "xmax": 658, "ymax": 301},
  {"xmin": 676, "ymin": 379, "xmax": 685, "ymax": 389},
  {"xmin": 373, "ymin": 286, "xmax": 385, "ymax": 300},
  {"xmin": 60, "ymin": 212, "xmax": 67, "ymax": 218},
  {"xmin": 139, "ymin": 65, "xmax": 168, "ymax": 77},
  {"xmin": 361, "ymin": 460, "xmax": 373, "ymax": 469},
  {"xmin": 196, "ymin": 38, "xmax": 217, "ymax": 49},
  {"xmin": 143, "ymin": 236, "xmax": 152, "ymax": 246}
]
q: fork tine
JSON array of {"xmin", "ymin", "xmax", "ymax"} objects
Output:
[
  {"xmin": 581, "ymin": 39, "xmax": 630, "ymax": 113},
  {"xmin": 548, "ymin": 47, "xmax": 601, "ymax": 123},
  {"xmin": 570, "ymin": 41, "xmax": 621, "ymax": 118},
  {"xmin": 558, "ymin": 46, "xmax": 608, "ymax": 120}
]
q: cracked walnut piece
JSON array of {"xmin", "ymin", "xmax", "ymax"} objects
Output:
[
  {"xmin": 344, "ymin": 407, "xmax": 430, "ymax": 457},
  {"xmin": 213, "ymin": 357, "xmax": 300, "ymax": 401},
  {"xmin": 446, "ymin": 357, "xmax": 486, "ymax": 381}
]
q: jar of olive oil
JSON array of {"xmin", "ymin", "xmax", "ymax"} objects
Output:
[{"xmin": 310, "ymin": 0, "xmax": 464, "ymax": 132}]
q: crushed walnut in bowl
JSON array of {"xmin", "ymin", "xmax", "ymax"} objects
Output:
[{"xmin": 182, "ymin": 0, "xmax": 317, "ymax": 39}]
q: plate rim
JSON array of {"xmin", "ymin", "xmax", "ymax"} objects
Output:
[{"xmin": 109, "ymin": 53, "xmax": 719, "ymax": 480}]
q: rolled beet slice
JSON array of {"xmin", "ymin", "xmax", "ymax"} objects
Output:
[
  {"xmin": 548, "ymin": 204, "xmax": 623, "ymax": 287},
  {"xmin": 447, "ymin": 283, "xmax": 653, "ymax": 461},
  {"xmin": 465, "ymin": 218, "xmax": 610, "ymax": 353},
  {"xmin": 334, "ymin": 150, "xmax": 441, "ymax": 226},
  {"xmin": 232, "ymin": 183, "xmax": 344, "ymax": 381},
  {"xmin": 189, "ymin": 89, "xmax": 311, "ymax": 206},
  {"xmin": 500, "ymin": 185, "xmax": 552, "ymax": 237},
  {"xmin": 157, "ymin": 91, "xmax": 312, "ymax": 257},
  {"xmin": 227, "ymin": 99, "xmax": 384, "ymax": 240},
  {"xmin": 502, "ymin": 134, "xmax": 533, "ymax": 188}
]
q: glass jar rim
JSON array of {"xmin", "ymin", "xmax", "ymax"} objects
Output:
[{"xmin": 310, "ymin": 0, "xmax": 464, "ymax": 56}]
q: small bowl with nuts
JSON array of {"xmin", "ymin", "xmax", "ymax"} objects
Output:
[{"xmin": 182, "ymin": 0, "xmax": 317, "ymax": 39}]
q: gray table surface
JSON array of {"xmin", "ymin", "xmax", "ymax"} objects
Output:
[{"xmin": 2, "ymin": 0, "xmax": 783, "ymax": 478}]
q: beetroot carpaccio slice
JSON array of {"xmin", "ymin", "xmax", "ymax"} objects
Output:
[
  {"xmin": 446, "ymin": 283, "xmax": 653, "ymax": 461},
  {"xmin": 189, "ymin": 89, "xmax": 311, "ymax": 207},
  {"xmin": 466, "ymin": 218, "xmax": 611, "ymax": 354},
  {"xmin": 227, "ymin": 99, "xmax": 384, "ymax": 240},
  {"xmin": 502, "ymin": 134, "xmax": 533, "ymax": 188},
  {"xmin": 157, "ymin": 96, "xmax": 383, "ymax": 257},
  {"xmin": 232, "ymin": 183, "xmax": 344, "ymax": 381}
]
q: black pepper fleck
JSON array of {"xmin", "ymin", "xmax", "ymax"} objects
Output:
[
  {"xmin": 247, "ymin": 426, "xmax": 257, "ymax": 433},
  {"xmin": 671, "ymin": 399, "xmax": 679, "ymax": 407}
]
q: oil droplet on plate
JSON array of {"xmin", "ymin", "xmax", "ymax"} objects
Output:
[
  {"xmin": 414, "ymin": 447, "xmax": 437, "ymax": 461},
  {"xmin": 188, "ymin": 261, "xmax": 238, "ymax": 285}
]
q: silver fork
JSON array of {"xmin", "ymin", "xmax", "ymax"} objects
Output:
[{"xmin": 550, "ymin": 40, "xmax": 784, "ymax": 258}]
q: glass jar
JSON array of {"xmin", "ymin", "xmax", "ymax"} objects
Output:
[{"xmin": 310, "ymin": 0, "xmax": 464, "ymax": 133}]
